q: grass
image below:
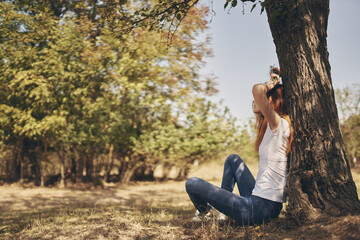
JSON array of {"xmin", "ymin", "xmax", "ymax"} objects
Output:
[
  {"xmin": 3, "ymin": 202, "xmax": 358, "ymax": 240},
  {"xmin": 1, "ymin": 201, "xmax": 207, "ymax": 239},
  {"xmin": 0, "ymin": 203, "xmax": 272, "ymax": 239},
  {"xmin": 1, "ymin": 159, "xmax": 360, "ymax": 239}
]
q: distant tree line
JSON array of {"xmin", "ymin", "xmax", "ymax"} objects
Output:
[
  {"xmin": 0, "ymin": 0, "xmax": 254, "ymax": 187},
  {"xmin": 1, "ymin": 0, "xmax": 357, "ymax": 189}
]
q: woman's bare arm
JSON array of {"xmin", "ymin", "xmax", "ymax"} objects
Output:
[{"xmin": 252, "ymin": 74, "xmax": 281, "ymax": 131}]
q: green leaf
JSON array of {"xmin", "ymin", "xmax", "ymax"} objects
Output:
[
  {"xmin": 261, "ymin": 6, "xmax": 265, "ymax": 14},
  {"xmin": 224, "ymin": 2, "xmax": 229, "ymax": 9},
  {"xmin": 260, "ymin": 0, "xmax": 268, "ymax": 14},
  {"xmin": 250, "ymin": 3, "xmax": 257, "ymax": 12},
  {"xmin": 231, "ymin": 0, "xmax": 238, "ymax": 8}
]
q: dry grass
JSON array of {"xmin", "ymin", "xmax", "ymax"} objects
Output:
[{"xmin": 0, "ymin": 158, "xmax": 359, "ymax": 240}]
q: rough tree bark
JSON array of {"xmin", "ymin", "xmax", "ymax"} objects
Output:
[{"xmin": 264, "ymin": 0, "xmax": 360, "ymax": 219}]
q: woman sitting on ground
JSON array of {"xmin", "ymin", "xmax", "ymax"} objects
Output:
[{"xmin": 185, "ymin": 67, "xmax": 293, "ymax": 224}]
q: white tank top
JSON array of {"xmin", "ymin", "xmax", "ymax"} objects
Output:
[{"xmin": 251, "ymin": 118, "xmax": 290, "ymax": 203}]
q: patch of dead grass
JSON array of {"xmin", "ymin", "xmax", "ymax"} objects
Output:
[{"xmin": 0, "ymin": 160, "xmax": 359, "ymax": 240}]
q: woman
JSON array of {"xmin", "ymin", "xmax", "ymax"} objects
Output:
[{"xmin": 185, "ymin": 67, "xmax": 293, "ymax": 225}]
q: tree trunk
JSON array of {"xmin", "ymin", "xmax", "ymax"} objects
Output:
[
  {"xmin": 23, "ymin": 138, "xmax": 41, "ymax": 186},
  {"xmin": 58, "ymin": 144, "xmax": 66, "ymax": 188},
  {"xmin": 40, "ymin": 139, "xmax": 47, "ymax": 187},
  {"xmin": 60, "ymin": 161, "xmax": 65, "ymax": 188},
  {"xmin": 78, "ymin": 150, "xmax": 86, "ymax": 179},
  {"xmin": 85, "ymin": 152, "xmax": 94, "ymax": 181},
  {"xmin": 265, "ymin": 0, "xmax": 360, "ymax": 219},
  {"xmin": 122, "ymin": 161, "xmax": 144, "ymax": 183},
  {"xmin": 70, "ymin": 153, "xmax": 77, "ymax": 182},
  {"xmin": 11, "ymin": 137, "xmax": 23, "ymax": 182},
  {"xmin": 20, "ymin": 142, "xmax": 24, "ymax": 185},
  {"xmin": 105, "ymin": 144, "xmax": 114, "ymax": 183}
]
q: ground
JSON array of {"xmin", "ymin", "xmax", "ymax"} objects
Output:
[{"xmin": 1, "ymin": 160, "xmax": 360, "ymax": 240}]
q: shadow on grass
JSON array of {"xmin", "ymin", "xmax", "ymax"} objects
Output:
[
  {"xmin": 2, "ymin": 204, "xmax": 360, "ymax": 240},
  {"xmin": 1, "ymin": 183, "xmax": 360, "ymax": 240},
  {"xmin": 0, "ymin": 184, "xmax": 190, "ymax": 238},
  {"xmin": 0, "ymin": 204, "xmax": 194, "ymax": 239}
]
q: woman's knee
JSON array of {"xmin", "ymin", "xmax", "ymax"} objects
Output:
[
  {"xmin": 225, "ymin": 154, "xmax": 244, "ymax": 165},
  {"xmin": 185, "ymin": 177, "xmax": 201, "ymax": 193}
]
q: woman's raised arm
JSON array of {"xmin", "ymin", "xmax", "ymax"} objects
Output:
[{"xmin": 252, "ymin": 73, "xmax": 281, "ymax": 131}]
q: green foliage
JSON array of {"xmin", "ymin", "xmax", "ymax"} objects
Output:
[
  {"xmin": 0, "ymin": 0, "xmax": 249, "ymax": 183},
  {"xmin": 132, "ymin": 101, "xmax": 242, "ymax": 167},
  {"xmin": 335, "ymin": 84, "xmax": 360, "ymax": 165}
]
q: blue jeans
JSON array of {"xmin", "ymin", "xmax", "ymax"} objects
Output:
[{"xmin": 185, "ymin": 154, "xmax": 282, "ymax": 225}]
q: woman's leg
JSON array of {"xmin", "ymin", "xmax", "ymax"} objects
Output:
[
  {"xmin": 251, "ymin": 196, "xmax": 283, "ymax": 224},
  {"xmin": 186, "ymin": 177, "xmax": 254, "ymax": 224},
  {"xmin": 221, "ymin": 154, "xmax": 255, "ymax": 197}
]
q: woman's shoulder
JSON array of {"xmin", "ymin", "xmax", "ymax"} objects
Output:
[
  {"xmin": 280, "ymin": 117, "xmax": 290, "ymax": 126},
  {"xmin": 280, "ymin": 117, "xmax": 291, "ymax": 135}
]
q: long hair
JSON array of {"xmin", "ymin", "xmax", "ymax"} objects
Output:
[{"xmin": 255, "ymin": 84, "xmax": 293, "ymax": 154}]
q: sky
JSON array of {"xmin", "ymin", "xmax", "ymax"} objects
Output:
[{"xmin": 200, "ymin": 0, "xmax": 360, "ymax": 124}]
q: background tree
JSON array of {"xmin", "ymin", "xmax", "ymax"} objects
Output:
[
  {"xmin": 0, "ymin": 0, "xmax": 244, "ymax": 185},
  {"xmin": 336, "ymin": 84, "xmax": 360, "ymax": 166}
]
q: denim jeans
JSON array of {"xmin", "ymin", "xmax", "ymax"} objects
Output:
[{"xmin": 185, "ymin": 154, "xmax": 282, "ymax": 225}]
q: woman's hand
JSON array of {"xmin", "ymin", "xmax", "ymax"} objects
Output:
[{"xmin": 265, "ymin": 73, "xmax": 281, "ymax": 91}]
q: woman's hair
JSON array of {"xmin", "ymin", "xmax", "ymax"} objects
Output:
[{"xmin": 255, "ymin": 83, "xmax": 293, "ymax": 154}]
